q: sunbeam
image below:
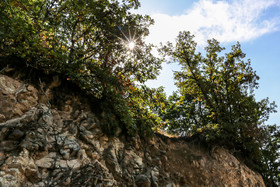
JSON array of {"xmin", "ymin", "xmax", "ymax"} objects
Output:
[
  {"xmin": 128, "ymin": 41, "xmax": 135, "ymax": 50},
  {"xmin": 117, "ymin": 26, "xmax": 143, "ymax": 54}
]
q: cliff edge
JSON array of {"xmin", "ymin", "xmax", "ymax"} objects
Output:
[{"xmin": 0, "ymin": 74, "xmax": 265, "ymax": 186}]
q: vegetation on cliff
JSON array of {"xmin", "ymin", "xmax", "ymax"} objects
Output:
[
  {"xmin": 0, "ymin": 0, "xmax": 164, "ymax": 137},
  {"xmin": 158, "ymin": 32, "xmax": 279, "ymax": 185},
  {"xmin": 0, "ymin": 0, "xmax": 279, "ymax": 185}
]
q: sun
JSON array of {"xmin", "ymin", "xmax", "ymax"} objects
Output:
[
  {"xmin": 128, "ymin": 41, "xmax": 135, "ymax": 50},
  {"xmin": 116, "ymin": 27, "xmax": 141, "ymax": 53}
]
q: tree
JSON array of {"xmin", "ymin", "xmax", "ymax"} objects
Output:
[
  {"xmin": 0, "ymin": 0, "xmax": 161, "ymax": 94},
  {"xmin": 0, "ymin": 0, "xmax": 163, "ymax": 136},
  {"xmin": 160, "ymin": 31, "xmax": 278, "ymax": 184},
  {"xmin": 261, "ymin": 124, "xmax": 280, "ymax": 186}
]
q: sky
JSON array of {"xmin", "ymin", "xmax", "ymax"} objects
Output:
[{"xmin": 134, "ymin": 0, "xmax": 280, "ymax": 125}]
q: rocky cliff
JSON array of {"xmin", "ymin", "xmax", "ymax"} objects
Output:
[{"xmin": 0, "ymin": 74, "xmax": 266, "ymax": 187}]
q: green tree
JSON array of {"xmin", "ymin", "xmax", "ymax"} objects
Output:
[
  {"xmin": 0, "ymin": 0, "xmax": 161, "ymax": 95},
  {"xmin": 160, "ymin": 31, "xmax": 278, "ymax": 184},
  {"xmin": 0, "ymin": 0, "xmax": 162, "ymax": 136},
  {"xmin": 261, "ymin": 124, "xmax": 280, "ymax": 186}
]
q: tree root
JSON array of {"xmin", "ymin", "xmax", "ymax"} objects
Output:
[{"xmin": 0, "ymin": 107, "xmax": 37, "ymax": 128}]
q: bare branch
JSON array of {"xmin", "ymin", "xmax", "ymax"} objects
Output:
[
  {"xmin": 0, "ymin": 107, "xmax": 37, "ymax": 128},
  {"xmin": 39, "ymin": 78, "xmax": 51, "ymax": 107},
  {"xmin": 14, "ymin": 83, "xmax": 26, "ymax": 103}
]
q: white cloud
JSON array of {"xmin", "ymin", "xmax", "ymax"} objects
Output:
[{"xmin": 145, "ymin": 0, "xmax": 280, "ymax": 46}]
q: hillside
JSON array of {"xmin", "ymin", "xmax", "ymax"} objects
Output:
[{"xmin": 0, "ymin": 72, "xmax": 265, "ymax": 186}]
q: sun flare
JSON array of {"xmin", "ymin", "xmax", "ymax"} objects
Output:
[
  {"xmin": 116, "ymin": 27, "xmax": 141, "ymax": 53},
  {"xmin": 128, "ymin": 41, "xmax": 135, "ymax": 50}
]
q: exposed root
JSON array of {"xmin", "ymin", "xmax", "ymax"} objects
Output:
[
  {"xmin": 0, "ymin": 107, "xmax": 37, "ymax": 128},
  {"xmin": 14, "ymin": 83, "xmax": 26, "ymax": 103},
  {"xmin": 39, "ymin": 78, "xmax": 51, "ymax": 107}
]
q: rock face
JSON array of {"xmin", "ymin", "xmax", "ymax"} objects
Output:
[{"xmin": 0, "ymin": 74, "xmax": 265, "ymax": 187}]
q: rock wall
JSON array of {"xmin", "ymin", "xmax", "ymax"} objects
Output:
[{"xmin": 0, "ymin": 74, "xmax": 265, "ymax": 187}]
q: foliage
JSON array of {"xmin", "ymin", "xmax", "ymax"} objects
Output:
[
  {"xmin": 95, "ymin": 82, "xmax": 166, "ymax": 137},
  {"xmin": 261, "ymin": 125, "xmax": 280, "ymax": 186},
  {"xmin": 160, "ymin": 31, "xmax": 279, "ymax": 185},
  {"xmin": 0, "ymin": 0, "xmax": 162, "ymax": 136}
]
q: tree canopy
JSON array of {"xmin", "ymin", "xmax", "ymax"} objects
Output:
[
  {"xmin": 0, "ymin": 0, "xmax": 164, "ymax": 136},
  {"xmin": 0, "ymin": 0, "xmax": 161, "ymax": 95},
  {"xmin": 159, "ymin": 31, "xmax": 279, "ymax": 185}
]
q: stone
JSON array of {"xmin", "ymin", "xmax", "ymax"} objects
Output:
[
  {"xmin": 134, "ymin": 154, "xmax": 143, "ymax": 168},
  {"xmin": 0, "ymin": 140, "xmax": 18, "ymax": 151},
  {"xmin": 0, "ymin": 173, "xmax": 20, "ymax": 187},
  {"xmin": 70, "ymin": 160, "xmax": 116, "ymax": 186},
  {"xmin": 0, "ymin": 152, "xmax": 5, "ymax": 161},
  {"xmin": 0, "ymin": 114, "xmax": 6, "ymax": 123},
  {"xmin": 63, "ymin": 177, "xmax": 71, "ymax": 186},
  {"xmin": 4, "ymin": 158, "xmax": 23, "ymax": 175},
  {"xmin": 135, "ymin": 174, "xmax": 151, "ymax": 187},
  {"xmin": 8, "ymin": 129, "xmax": 25, "ymax": 140},
  {"xmin": 25, "ymin": 163, "xmax": 40, "ymax": 182},
  {"xmin": 166, "ymin": 183, "xmax": 178, "ymax": 187},
  {"xmin": 56, "ymin": 160, "xmax": 68, "ymax": 168},
  {"xmin": 87, "ymin": 151, "xmax": 100, "ymax": 160},
  {"xmin": 59, "ymin": 135, "xmax": 80, "ymax": 150},
  {"xmin": 104, "ymin": 148, "xmax": 122, "ymax": 177},
  {"xmin": 152, "ymin": 157, "xmax": 162, "ymax": 167},
  {"xmin": 100, "ymin": 136, "xmax": 109, "ymax": 143},
  {"xmin": 60, "ymin": 149, "xmax": 70, "ymax": 160},
  {"xmin": 67, "ymin": 159, "xmax": 82, "ymax": 171},
  {"xmin": 146, "ymin": 167, "xmax": 159, "ymax": 186},
  {"xmin": 36, "ymin": 157, "xmax": 54, "ymax": 169},
  {"xmin": 0, "ymin": 75, "xmax": 38, "ymax": 121}
]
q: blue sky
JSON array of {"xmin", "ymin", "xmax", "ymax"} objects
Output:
[{"xmin": 134, "ymin": 0, "xmax": 280, "ymax": 125}]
